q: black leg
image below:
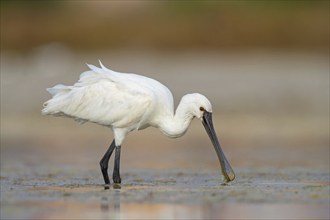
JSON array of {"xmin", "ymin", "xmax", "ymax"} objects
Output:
[
  {"xmin": 100, "ymin": 140, "xmax": 116, "ymax": 187},
  {"xmin": 112, "ymin": 145, "xmax": 121, "ymax": 184}
]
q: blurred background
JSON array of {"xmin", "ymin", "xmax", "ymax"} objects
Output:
[
  {"xmin": 1, "ymin": 0, "xmax": 328, "ymax": 168},
  {"xmin": 0, "ymin": 0, "xmax": 329, "ymax": 218}
]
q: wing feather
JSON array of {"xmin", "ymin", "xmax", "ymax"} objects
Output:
[{"xmin": 42, "ymin": 63, "xmax": 155, "ymax": 130}]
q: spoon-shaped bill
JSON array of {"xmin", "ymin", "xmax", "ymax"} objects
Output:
[{"xmin": 202, "ymin": 111, "xmax": 235, "ymax": 182}]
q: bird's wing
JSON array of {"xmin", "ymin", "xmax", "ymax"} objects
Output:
[{"xmin": 43, "ymin": 62, "xmax": 155, "ymax": 130}]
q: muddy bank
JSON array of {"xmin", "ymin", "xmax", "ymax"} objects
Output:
[{"xmin": 1, "ymin": 165, "xmax": 329, "ymax": 219}]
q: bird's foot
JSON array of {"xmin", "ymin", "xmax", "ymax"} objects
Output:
[
  {"xmin": 103, "ymin": 184, "xmax": 111, "ymax": 190},
  {"xmin": 112, "ymin": 176, "xmax": 121, "ymax": 189},
  {"xmin": 113, "ymin": 183, "xmax": 121, "ymax": 189}
]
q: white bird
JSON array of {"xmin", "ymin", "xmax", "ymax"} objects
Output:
[{"xmin": 42, "ymin": 61, "xmax": 235, "ymax": 188}]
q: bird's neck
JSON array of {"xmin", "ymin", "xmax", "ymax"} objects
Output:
[{"xmin": 158, "ymin": 101, "xmax": 194, "ymax": 138}]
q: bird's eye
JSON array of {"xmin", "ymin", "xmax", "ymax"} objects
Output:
[{"xmin": 199, "ymin": 107, "xmax": 205, "ymax": 111}]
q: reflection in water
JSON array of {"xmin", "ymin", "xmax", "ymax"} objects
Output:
[
  {"xmin": 101, "ymin": 188, "xmax": 121, "ymax": 219},
  {"xmin": 98, "ymin": 197, "xmax": 329, "ymax": 219},
  {"xmin": 100, "ymin": 197, "xmax": 109, "ymax": 212}
]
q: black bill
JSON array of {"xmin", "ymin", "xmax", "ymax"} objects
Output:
[{"xmin": 202, "ymin": 111, "xmax": 235, "ymax": 182}]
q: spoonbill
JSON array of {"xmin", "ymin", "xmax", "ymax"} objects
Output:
[{"xmin": 42, "ymin": 61, "xmax": 235, "ymax": 187}]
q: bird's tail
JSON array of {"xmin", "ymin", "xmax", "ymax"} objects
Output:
[
  {"xmin": 42, "ymin": 61, "xmax": 115, "ymax": 117},
  {"xmin": 42, "ymin": 84, "xmax": 72, "ymax": 116}
]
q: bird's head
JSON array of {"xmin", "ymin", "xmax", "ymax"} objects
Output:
[
  {"xmin": 181, "ymin": 93, "xmax": 212, "ymax": 119},
  {"xmin": 182, "ymin": 93, "xmax": 235, "ymax": 183}
]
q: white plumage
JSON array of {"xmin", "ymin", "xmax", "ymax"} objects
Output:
[
  {"xmin": 42, "ymin": 61, "xmax": 235, "ymax": 186},
  {"xmin": 43, "ymin": 62, "xmax": 172, "ymax": 143}
]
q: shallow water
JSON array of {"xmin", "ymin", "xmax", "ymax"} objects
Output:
[
  {"xmin": 1, "ymin": 166, "xmax": 329, "ymax": 219},
  {"xmin": 1, "ymin": 109, "xmax": 329, "ymax": 219}
]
